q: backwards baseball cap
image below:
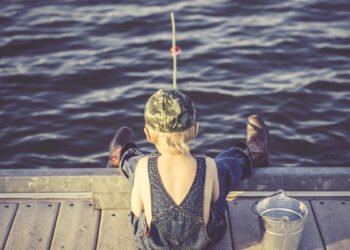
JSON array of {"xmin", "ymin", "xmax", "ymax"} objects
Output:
[{"xmin": 144, "ymin": 89, "xmax": 196, "ymax": 133}]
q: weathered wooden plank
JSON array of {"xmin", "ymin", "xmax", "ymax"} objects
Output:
[
  {"xmin": 298, "ymin": 200, "xmax": 325, "ymax": 250},
  {"xmin": 0, "ymin": 192, "xmax": 91, "ymax": 199},
  {"xmin": 51, "ymin": 200, "xmax": 100, "ymax": 250},
  {"xmin": 228, "ymin": 199, "xmax": 325, "ymax": 250},
  {"xmin": 1, "ymin": 167, "xmax": 350, "ymax": 194},
  {"xmin": 0, "ymin": 168, "xmax": 118, "ymax": 177},
  {"xmin": 311, "ymin": 200, "xmax": 350, "ymax": 250},
  {"xmin": 92, "ymin": 175, "xmax": 131, "ymax": 209},
  {"xmin": 97, "ymin": 209, "xmax": 137, "ymax": 250},
  {"xmin": 0, "ymin": 176, "xmax": 92, "ymax": 193},
  {"xmin": 228, "ymin": 199, "xmax": 261, "ymax": 250},
  {"xmin": 92, "ymin": 192, "xmax": 131, "ymax": 210},
  {"xmin": 93, "ymin": 175, "xmax": 130, "ymax": 192},
  {"xmin": 4, "ymin": 202, "xmax": 59, "ymax": 250},
  {"xmin": 212, "ymin": 210, "xmax": 233, "ymax": 250},
  {"xmin": 236, "ymin": 167, "xmax": 350, "ymax": 191},
  {"xmin": 0, "ymin": 203, "xmax": 18, "ymax": 250}
]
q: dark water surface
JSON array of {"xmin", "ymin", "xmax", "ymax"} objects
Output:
[{"xmin": 1, "ymin": 0, "xmax": 349, "ymax": 169}]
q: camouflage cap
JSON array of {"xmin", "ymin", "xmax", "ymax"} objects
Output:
[{"xmin": 144, "ymin": 89, "xmax": 196, "ymax": 133}]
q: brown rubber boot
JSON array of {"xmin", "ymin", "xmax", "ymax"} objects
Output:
[
  {"xmin": 246, "ymin": 115, "xmax": 270, "ymax": 167},
  {"xmin": 107, "ymin": 127, "xmax": 133, "ymax": 168}
]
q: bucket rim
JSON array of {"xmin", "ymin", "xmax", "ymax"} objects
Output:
[
  {"xmin": 255, "ymin": 190, "xmax": 309, "ymax": 220},
  {"xmin": 260, "ymin": 207, "xmax": 307, "ymax": 222}
]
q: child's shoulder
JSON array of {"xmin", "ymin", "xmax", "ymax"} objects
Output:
[
  {"xmin": 135, "ymin": 155, "xmax": 150, "ymax": 170},
  {"xmin": 137, "ymin": 154, "xmax": 160, "ymax": 166},
  {"xmin": 204, "ymin": 156, "xmax": 215, "ymax": 165},
  {"xmin": 135, "ymin": 154, "xmax": 159, "ymax": 175},
  {"xmin": 194, "ymin": 154, "xmax": 215, "ymax": 165},
  {"xmin": 194, "ymin": 154, "xmax": 217, "ymax": 173},
  {"xmin": 202, "ymin": 156, "xmax": 217, "ymax": 178}
]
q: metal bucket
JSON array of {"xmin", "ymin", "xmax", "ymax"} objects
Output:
[{"xmin": 254, "ymin": 190, "xmax": 308, "ymax": 250}]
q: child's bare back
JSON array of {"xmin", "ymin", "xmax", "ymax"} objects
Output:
[{"xmin": 132, "ymin": 154, "xmax": 219, "ymax": 227}]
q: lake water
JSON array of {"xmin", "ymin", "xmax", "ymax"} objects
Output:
[{"xmin": 1, "ymin": 0, "xmax": 349, "ymax": 169}]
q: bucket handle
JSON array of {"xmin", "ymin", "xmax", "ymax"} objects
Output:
[
  {"xmin": 251, "ymin": 189, "xmax": 286, "ymax": 215},
  {"xmin": 272, "ymin": 189, "xmax": 285, "ymax": 197}
]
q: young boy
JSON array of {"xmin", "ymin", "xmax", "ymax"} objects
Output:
[{"xmin": 108, "ymin": 89, "xmax": 269, "ymax": 249}]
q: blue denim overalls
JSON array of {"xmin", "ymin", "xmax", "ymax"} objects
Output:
[{"xmin": 119, "ymin": 144, "xmax": 252, "ymax": 249}]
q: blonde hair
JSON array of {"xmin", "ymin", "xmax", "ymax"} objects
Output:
[{"xmin": 147, "ymin": 124, "xmax": 197, "ymax": 155}]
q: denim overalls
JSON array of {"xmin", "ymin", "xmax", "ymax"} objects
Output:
[{"xmin": 119, "ymin": 144, "xmax": 252, "ymax": 249}]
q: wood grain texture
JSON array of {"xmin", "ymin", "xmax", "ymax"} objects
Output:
[
  {"xmin": 4, "ymin": 202, "xmax": 59, "ymax": 250},
  {"xmin": 51, "ymin": 201, "xmax": 100, "ymax": 250},
  {"xmin": 312, "ymin": 200, "xmax": 350, "ymax": 250},
  {"xmin": 228, "ymin": 199, "xmax": 262, "ymax": 250},
  {"xmin": 97, "ymin": 209, "xmax": 137, "ymax": 250},
  {"xmin": 0, "ymin": 203, "xmax": 18, "ymax": 249},
  {"xmin": 298, "ymin": 200, "xmax": 325, "ymax": 250}
]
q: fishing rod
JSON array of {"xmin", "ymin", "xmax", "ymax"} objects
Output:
[{"xmin": 170, "ymin": 12, "xmax": 181, "ymax": 89}]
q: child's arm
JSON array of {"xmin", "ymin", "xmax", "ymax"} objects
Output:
[
  {"xmin": 206, "ymin": 157, "xmax": 220, "ymax": 203},
  {"xmin": 131, "ymin": 159, "xmax": 145, "ymax": 216}
]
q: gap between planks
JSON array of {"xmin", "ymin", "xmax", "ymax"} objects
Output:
[{"xmin": 309, "ymin": 201, "xmax": 327, "ymax": 249}]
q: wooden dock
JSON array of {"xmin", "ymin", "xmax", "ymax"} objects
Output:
[{"xmin": 1, "ymin": 168, "xmax": 350, "ymax": 249}]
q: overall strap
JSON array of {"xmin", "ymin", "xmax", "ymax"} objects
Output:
[
  {"xmin": 179, "ymin": 155, "xmax": 206, "ymax": 218},
  {"xmin": 148, "ymin": 155, "xmax": 171, "ymax": 217}
]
